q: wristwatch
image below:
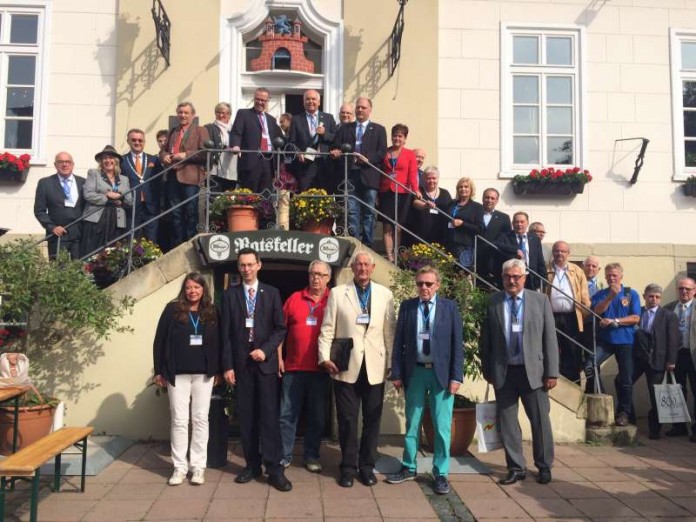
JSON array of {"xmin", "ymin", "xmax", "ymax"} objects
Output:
[{"xmin": 612, "ymin": 318, "xmax": 620, "ymax": 328}]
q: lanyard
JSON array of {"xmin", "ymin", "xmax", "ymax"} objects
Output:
[
  {"xmin": 419, "ymin": 301, "xmax": 432, "ymax": 327},
  {"xmin": 450, "ymin": 204, "xmax": 461, "ymax": 218},
  {"xmin": 389, "ymin": 155, "xmax": 398, "ymax": 173},
  {"xmin": 245, "ymin": 289, "xmax": 257, "ymax": 317},
  {"xmin": 188, "ymin": 312, "xmax": 200, "ymax": 335},
  {"xmin": 355, "ymin": 284, "xmax": 371, "ymax": 313},
  {"xmin": 307, "ymin": 300, "xmax": 319, "ymax": 318},
  {"xmin": 509, "ymin": 295, "xmax": 523, "ymax": 322}
]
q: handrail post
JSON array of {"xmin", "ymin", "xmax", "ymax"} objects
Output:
[
  {"xmin": 343, "ymin": 152, "xmax": 349, "ymax": 237},
  {"xmin": 473, "ymin": 235, "xmax": 478, "ymax": 289},
  {"xmin": 394, "ymin": 188, "xmax": 399, "ymax": 263},
  {"xmin": 275, "ymin": 146, "xmax": 282, "ymax": 229},
  {"xmin": 204, "ymin": 149, "xmax": 211, "ymax": 233},
  {"xmin": 127, "ymin": 193, "xmax": 137, "ymax": 275}
]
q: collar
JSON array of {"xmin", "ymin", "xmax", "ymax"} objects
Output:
[
  {"xmin": 553, "ymin": 263, "xmax": 568, "ymax": 273},
  {"xmin": 243, "ymin": 281, "xmax": 259, "ymax": 294},
  {"xmin": 421, "ymin": 293, "xmax": 437, "ymax": 305},
  {"xmin": 505, "ymin": 290, "xmax": 525, "ymax": 301},
  {"xmin": 306, "ymin": 111, "xmax": 319, "ymax": 118},
  {"xmin": 353, "ymin": 279, "xmax": 371, "ymax": 291},
  {"xmin": 302, "ymin": 287, "xmax": 328, "ymax": 302},
  {"xmin": 57, "ymin": 173, "xmax": 74, "ymax": 182},
  {"xmin": 681, "ymin": 299, "xmax": 694, "ymax": 308},
  {"xmin": 647, "ymin": 306, "xmax": 659, "ymax": 313},
  {"xmin": 357, "ymin": 119, "xmax": 369, "ymax": 128}
]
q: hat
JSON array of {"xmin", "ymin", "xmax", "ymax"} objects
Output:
[{"xmin": 94, "ymin": 145, "xmax": 121, "ymax": 162}]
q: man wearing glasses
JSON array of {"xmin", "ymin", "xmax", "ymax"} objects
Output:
[
  {"xmin": 664, "ymin": 277, "xmax": 696, "ymax": 440},
  {"xmin": 34, "ymin": 152, "xmax": 85, "ymax": 259},
  {"xmin": 386, "ymin": 266, "xmax": 463, "ymax": 495},
  {"xmin": 480, "ymin": 259, "xmax": 559, "ymax": 485},
  {"xmin": 278, "ymin": 260, "xmax": 332, "ymax": 472}
]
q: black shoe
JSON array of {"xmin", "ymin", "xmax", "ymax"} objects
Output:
[
  {"xmin": 615, "ymin": 412, "xmax": 629, "ymax": 427},
  {"xmin": 649, "ymin": 432, "xmax": 661, "ymax": 440},
  {"xmin": 433, "ymin": 475, "xmax": 450, "ymax": 495},
  {"xmin": 499, "ymin": 470, "xmax": 526, "ymax": 485},
  {"xmin": 338, "ymin": 470, "xmax": 354, "ymax": 488},
  {"xmin": 666, "ymin": 426, "xmax": 688, "ymax": 437},
  {"xmin": 537, "ymin": 469, "xmax": 552, "ymax": 484},
  {"xmin": 235, "ymin": 466, "xmax": 262, "ymax": 484},
  {"xmin": 359, "ymin": 469, "xmax": 377, "ymax": 486},
  {"xmin": 268, "ymin": 472, "xmax": 292, "ymax": 492}
]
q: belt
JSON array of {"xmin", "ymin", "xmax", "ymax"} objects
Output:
[
  {"xmin": 508, "ymin": 364, "xmax": 525, "ymax": 368},
  {"xmin": 416, "ymin": 362, "xmax": 434, "ymax": 369}
]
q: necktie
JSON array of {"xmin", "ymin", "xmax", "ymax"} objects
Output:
[
  {"xmin": 61, "ymin": 178, "xmax": 71, "ymax": 202},
  {"xmin": 588, "ymin": 279, "xmax": 597, "ymax": 298},
  {"xmin": 510, "ymin": 297, "xmax": 522, "ymax": 357},
  {"xmin": 172, "ymin": 128, "xmax": 184, "ymax": 154},
  {"xmin": 258, "ymin": 113, "xmax": 268, "ymax": 151},
  {"xmin": 356, "ymin": 123, "xmax": 364, "ymax": 153},
  {"xmin": 135, "ymin": 154, "xmax": 142, "ymax": 176},
  {"xmin": 642, "ymin": 310, "xmax": 650, "ymax": 331},
  {"xmin": 310, "ymin": 114, "xmax": 319, "ymax": 146},
  {"xmin": 422, "ymin": 301, "xmax": 431, "ymax": 356},
  {"xmin": 518, "ymin": 234, "xmax": 528, "ymax": 264},
  {"xmin": 247, "ymin": 287, "xmax": 256, "ymax": 343}
]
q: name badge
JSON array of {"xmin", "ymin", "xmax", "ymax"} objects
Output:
[
  {"xmin": 356, "ymin": 314, "xmax": 370, "ymax": 325},
  {"xmin": 429, "ymin": 209, "xmax": 438, "ymax": 214},
  {"xmin": 448, "ymin": 222, "xmax": 455, "ymax": 229},
  {"xmin": 512, "ymin": 324, "xmax": 523, "ymax": 333},
  {"xmin": 245, "ymin": 318, "xmax": 254, "ymax": 328},
  {"xmin": 418, "ymin": 332, "xmax": 430, "ymax": 341},
  {"xmin": 189, "ymin": 335, "xmax": 203, "ymax": 346},
  {"xmin": 306, "ymin": 316, "xmax": 318, "ymax": 326}
]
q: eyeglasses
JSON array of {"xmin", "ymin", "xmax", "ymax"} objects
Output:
[
  {"xmin": 679, "ymin": 287, "xmax": 695, "ymax": 291},
  {"xmin": 309, "ymin": 272, "xmax": 329, "ymax": 278},
  {"xmin": 503, "ymin": 274, "xmax": 525, "ymax": 281},
  {"xmin": 55, "ymin": 160, "xmax": 73, "ymax": 165},
  {"xmin": 416, "ymin": 281, "xmax": 435, "ymax": 288},
  {"xmin": 129, "ymin": 139, "xmax": 143, "ymax": 143}
]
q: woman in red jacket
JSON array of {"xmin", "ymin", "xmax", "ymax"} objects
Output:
[{"xmin": 379, "ymin": 124, "xmax": 420, "ymax": 262}]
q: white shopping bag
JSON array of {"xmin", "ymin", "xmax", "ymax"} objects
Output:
[
  {"xmin": 655, "ymin": 371, "xmax": 692, "ymax": 424},
  {"xmin": 476, "ymin": 385, "xmax": 502, "ymax": 453}
]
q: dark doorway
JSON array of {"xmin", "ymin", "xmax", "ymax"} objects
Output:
[{"xmin": 284, "ymin": 94, "xmax": 304, "ymax": 116}]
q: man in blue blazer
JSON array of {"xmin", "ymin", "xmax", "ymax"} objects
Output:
[
  {"xmin": 121, "ymin": 128, "xmax": 160, "ymax": 242},
  {"xmin": 387, "ymin": 266, "xmax": 463, "ymax": 495}
]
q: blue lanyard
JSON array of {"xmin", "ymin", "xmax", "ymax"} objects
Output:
[
  {"xmin": 307, "ymin": 300, "xmax": 319, "ymax": 318},
  {"xmin": 355, "ymin": 284, "xmax": 371, "ymax": 313},
  {"xmin": 245, "ymin": 289, "xmax": 257, "ymax": 317},
  {"xmin": 419, "ymin": 301, "xmax": 432, "ymax": 327},
  {"xmin": 389, "ymin": 155, "xmax": 398, "ymax": 173},
  {"xmin": 188, "ymin": 312, "xmax": 200, "ymax": 335},
  {"xmin": 508, "ymin": 296, "xmax": 522, "ymax": 322},
  {"xmin": 450, "ymin": 204, "xmax": 461, "ymax": 218}
]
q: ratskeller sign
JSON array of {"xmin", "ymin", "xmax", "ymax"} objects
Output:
[{"xmin": 196, "ymin": 231, "xmax": 355, "ymax": 267}]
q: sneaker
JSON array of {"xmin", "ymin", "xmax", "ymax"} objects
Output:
[
  {"xmin": 305, "ymin": 459, "xmax": 322, "ymax": 473},
  {"xmin": 280, "ymin": 458, "xmax": 291, "ymax": 469},
  {"xmin": 386, "ymin": 467, "xmax": 416, "ymax": 484},
  {"xmin": 190, "ymin": 469, "xmax": 205, "ymax": 485},
  {"xmin": 168, "ymin": 469, "xmax": 187, "ymax": 486},
  {"xmin": 433, "ymin": 475, "xmax": 450, "ymax": 495}
]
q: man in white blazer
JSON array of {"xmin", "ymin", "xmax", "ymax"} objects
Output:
[{"xmin": 318, "ymin": 251, "xmax": 395, "ymax": 488}]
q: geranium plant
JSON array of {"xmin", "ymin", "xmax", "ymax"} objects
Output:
[
  {"xmin": 210, "ymin": 188, "xmax": 273, "ymax": 219},
  {"xmin": 290, "ymin": 188, "xmax": 341, "ymax": 229},
  {"xmin": 84, "ymin": 238, "xmax": 162, "ymax": 287},
  {"xmin": 513, "ymin": 166, "xmax": 592, "ymax": 185},
  {"xmin": 0, "ymin": 152, "xmax": 31, "ymax": 173}
]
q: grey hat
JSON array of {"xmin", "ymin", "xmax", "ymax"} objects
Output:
[{"xmin": 94, "ymin": 145, "xmax": 121, "ymax": 162}]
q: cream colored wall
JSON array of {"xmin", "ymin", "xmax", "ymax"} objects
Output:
[
  {"xmin": 438, "ymin": 0, "xmax": 696, "ymax": 245},
  {"xmin": 343, "ymin": 0, "xmax": 438, "ymax": 165},
  {"xmin": 114, "ymin": 0, "xmax": 220, "ymax": 151}
]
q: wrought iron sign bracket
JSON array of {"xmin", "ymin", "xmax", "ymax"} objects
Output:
[
  {"xmin": 389, "ymin": 0, "xmax": 408, "ymax": 78},
  {"xmin": 151, "ymin": 0, "xmax": 171, "ymax": 67}
]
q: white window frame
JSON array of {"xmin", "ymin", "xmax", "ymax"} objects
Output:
[
  {"xmin": 670, "ymin": 28, "xmax": 696, "ymax": 181},
  {"xmin": 0, "ymin": 2, "xmax": 49, "ymax": 164},
  {"xmin": 500, "ymin": 23, "xmax": 586, "ymax": 177}
]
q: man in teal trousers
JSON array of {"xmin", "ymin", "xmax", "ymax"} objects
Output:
[{"xmin": 387, "ymin": 265, "xmax": 463, "ymax": 494}]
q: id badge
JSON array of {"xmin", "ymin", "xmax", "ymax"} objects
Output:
[
  {"xmin": 448, "ymin": 222, "xmax": 455, "ymax": 229},
  {"xmin": 429, "ymin": 208, "xmax": 438, "ymax": 214},
  {"xmin": 512, "ymin": 323, "xmax": 522, "ymax": 333},
  {"xmin": 245, "ymin": 318, "xmax": 254, "ymax": 328},
  {"xmin": 356, "ymin": 314, "xmax": 370, "ymax": 325},
  {"xmin": 306, "ymin": 316, "xmax": 318, "ymax": 326},
  {"xmin": 189, "ymin": 335, "xmax": 203, "ymax": 346},
  {"xmin": 418, "ymin": 331, "xmax": 430, "ymax": 341}
]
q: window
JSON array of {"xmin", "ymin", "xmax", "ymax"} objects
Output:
[
  {"xmin": 272, "ymin": 48, "xmax": 291, "ymax": 70},
  {"xmin": 501, "ymin": 26, "xmax": 584, "ymax": 175},
  {"xmin": 670, "ymin": 29, "xmax": 696, "ymax": 179},
  {"xmin": 0, "ymin": 7, "xmax": 45, "ymax": 155}
]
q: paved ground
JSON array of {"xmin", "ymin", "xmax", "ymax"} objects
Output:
[{"xmin": 5, "ymin": 428, "xmax": 696, "ymax": 521}]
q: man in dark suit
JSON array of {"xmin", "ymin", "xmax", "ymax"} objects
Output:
[
  {"xmin": 34, "ymin": 151, "xmax": 85, "ymax": 259},
  {"xmin": 330, "ymin": 97, "xmax": 387, "ymax": 247},
  {"xmin": 221, "ymin": 247, "xmax": 291, "ymax": 492},
  {"xmin": 121, "ymin": 128, "xmax": 160, "ymax": 243},
  {"xmin": 477, "ymin": 188, "xmax": 511, "ymax": 288},
  {"xmin": 230, "ymin": 87, "xmax": 283, "ymax": 194},
  {"xmin": 288, "ymin": 89, "xmax": 337, "ymax": 192},
  {"xmin": 387, "ymin": 266, "xmax": 463, "ymax": 495},
  {"xmin": 480, "ymin": 258, "xmax": 559, "ymax": 485},
  {"xmin": 630, "ymin": 284, "xmax": 679, "ymax": 439},
  {"xmin": 495, "ymin": 211, "xmax": 546, "ymax": 291}
]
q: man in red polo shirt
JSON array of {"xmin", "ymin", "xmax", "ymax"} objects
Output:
[{"xmin": 279, "ymin": 260, "xmax": 332, "ymax": 472}]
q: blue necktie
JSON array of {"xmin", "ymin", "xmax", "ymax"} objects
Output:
[
  {"xmin": 356, "ymin": 123, "xmax": 364, "ymax": 153},
  {"xmin": 61, "ymin": 179, "xmax": 71, "ymax": 202},
  {"xmin": 422, "ymin": 300, "xmax": 431, "ymax": 356},
  {"xmin": 510, "ymin": 297, "xmax": 522, "ymax": 357}
]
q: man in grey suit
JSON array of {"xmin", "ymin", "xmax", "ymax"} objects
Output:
[{"xmin": 479, "ymin": 258, "xmax": 559, "ymax": 485}]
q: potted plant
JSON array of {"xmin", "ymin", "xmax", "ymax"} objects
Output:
[
  {"xmin": 0, "ymin": 152, "xmax": 31, "ymax": 182},
  {"xmin": 290, "ymin": 188, "xmax": 341, "ymax": 234},
  {"xmin": 682, "ymin": 175, "xmax": 696, "ymax": 197},
  {"xmin": 392, "ymin": 243, "xmax": 488, "ymax": 455},
  {"xmin": 210, "ymin": 188, "xmax": 272, "ymax": 232},
  {"xmin": 0, "ymin": 240, "xmax": 134, "ymax": 450},
  {"xmin": 83, "ymin": 238, "xmax": 163, "ymax": 288},
  {"xmin": 512, "ymin": 166, "xmax": 592, "ymax": 196}
]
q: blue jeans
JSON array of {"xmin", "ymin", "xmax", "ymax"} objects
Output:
[
  {"xmin": 587, "ymin": 343, "xmax": 633, "ymax": 415},
  {"xmin": 167, "ymin": 177, "xmax": 199, "ymax": 246},
  {"xmin": 346, "ymin": 171, "xmax": 377, "ymax": 247},
  {"xmin": 279, "ymin": 371, "xmax": 329, "ymax": 463}
]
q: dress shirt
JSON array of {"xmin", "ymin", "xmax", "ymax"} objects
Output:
[
  {"xmin": 416, "ymin": 294, "xmax": 437, "ymax": 363},
  {"xmin": 59, "ymin": 173, "xmax": 78, "ymax": 208},
  {"xmin": 305, "ymin": 112, "xmax": 318, "ymax": 136},
  {"xmin": 550, "ymin": 264, "xmax": 574, "ymax": 313},
  {"xmin": 588, "ymin": 277, "xmax": 599, "ymax": 298},
  {"xmin": 483, "ymin": 212, "xmax": 493, "ymax": 227},
  {"xmin": 504, "ymin": 290, "xmax": 525, "ymax": 365},
  {"xmin": 641, "ymin": 306, "xmax": 658, "ymax": 333},
  {"xmin": 678, "ymin": 299, "xmax": 693, "ymax": 348},
  {"xmin": 242, "ymin": 281, "xmax": 259, "ymax": 313}
]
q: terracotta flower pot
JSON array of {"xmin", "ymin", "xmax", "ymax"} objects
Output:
[
  {"xmin": 421, "ymin": 407, "xmax": 476, "ymax": 456},
  {"xmin": 301, "ymin": 218, "xmax": 333, "ymax": 235},
  {"xmin": 0, "ymin": 403, "xmax": 56, "ymax": 455},
  {"xmin": 225, "ymin": 205, "xmax": 258, "ymax": 232}
]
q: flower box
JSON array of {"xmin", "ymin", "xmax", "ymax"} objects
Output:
[
  {"xmin": 0, "ymin": 153, "xmax": 31, "ymax": 183},
  {"xmin": 512, "ymin": 181, "xmax": 585, "ymax": 196},
  {"xmin": 0, "ymin": 167, "xmax": 29, "ymax": 183},
  {"xmin": 682, "ymin": 177, "xmax": 696, "ymax": 197},
  {"xmin": 511, "ymin": 166, "xmax": 591, "ymax": 197}
]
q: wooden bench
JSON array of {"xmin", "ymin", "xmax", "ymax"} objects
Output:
[{"xmin": 0, "ymin": 426, "xmax": 93, "ymax": 522}]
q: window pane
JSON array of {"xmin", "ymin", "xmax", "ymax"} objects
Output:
[
  {"xmin": 514, "ymin": 136, "xmax": 539, "ymax": 164},
  {"xmin": 684, "ymin": 111, "xmax": 696, "ymax": 138},
  {"xmin": 686, "ymin": 141, "xmax": 696, "ymax": 167},
  {"xmin": 513, "ymin": 36, "xmax": 539, "ymax": 64},
  {"xmin": 682, "ymin": 42, "xmax": 696, "ymax": 70},
  {"xmin": 513, "ymin": 76, "xmax": 538, "ymax": 103},
  {"xmin": 547, "ymin": 137, "xmax": 573, "ymax": 164},
  {"xmin": 514, "ymin": 107, "xmax": 539, "ymax": 133},
  {"xmin": 8, "ymin": 56, "xmax": 36, "ymax": 85},
  {"xmin": 547, "ymin": 37, "xmax": 572, "ymax": 65},
  {"xmin": 548, "ymin": 107, "xmax": 572, "ymax": 134},
  {"xmin": 10, "ymin": 14, "xmax": 38, "ymax": 44},
  {"xmin": 684, "ymin": 81, "xmax": 696, "ymax": 108},
  {"xmin": 4, "ymin": 119, "xmax": 32, "ymax": 149},
  {"xmin": 6, "ymin": 87, "xmax": 34, "ymax": 117},
  {"xmin": 547, "ymin": 77, "xmax": 572, "ymax": 104}
]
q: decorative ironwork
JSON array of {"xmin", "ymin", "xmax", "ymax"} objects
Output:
[
  {"xmin": 151, "ymin": 0, "xmax": 171, "ymax": 67},
  {"xmin": 389, "ymin": 0, "xmax": 408, "ymax": 77}
]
